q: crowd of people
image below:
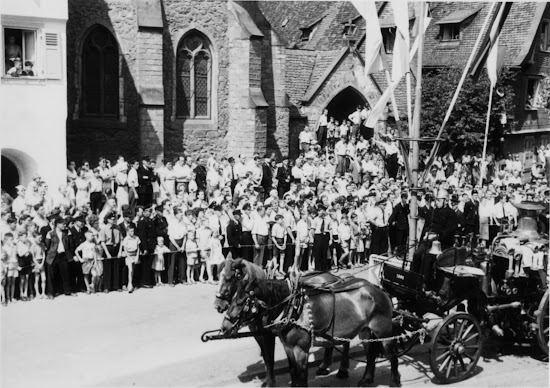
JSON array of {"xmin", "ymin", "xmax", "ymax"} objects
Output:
[{"xmin": 1, "ymin": 107, "xmax": 550, "ymax": 306}]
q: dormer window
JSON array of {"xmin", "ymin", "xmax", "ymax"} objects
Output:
[
  {"xmin": 541, "ymin": 20, "xmax": 550, "ymax": 52},
  {"xmin": 300, "ymin": 16, "xmax": 324, "ymax": 42},
  {"xmin": 435, "ymin": 7, "xmax": 481, "ymax": 42},
  {"xmin": 382, "ymin": 28, "xmax": 396, "ymax": 54},
  {"xmin": 343, "ymin": 18, "xmax": 358, "ymax": 37},
  {"xmin": 440, "ymin": 23, "xmax": 460, "ymax": 41}
]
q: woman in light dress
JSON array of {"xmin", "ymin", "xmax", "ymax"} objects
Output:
[
  {"xmin": 161, "ymin": 160, "xmax": 177, "ymax": 199},
  {"xmin": 115, "ymin": 163, "xmax": 129, "ymax": 214},
  {"xmin": 75, "ymin": 168, "xmax": 91, "ymax": 208}
]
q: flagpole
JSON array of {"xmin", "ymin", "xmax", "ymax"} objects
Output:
[
  {"xmin": 420, "ymin": 1, "xmax": 498, "ymax": 183},
  {"xmin": 479, "ymin": 85, "xmax": 494, "ymax": 187},
  {"xmin": 408, "ymin": 1, "xmax": 424, "ymax": 262}
]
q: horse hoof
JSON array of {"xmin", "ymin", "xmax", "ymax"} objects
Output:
[
  {"xmin": 315, "ymin": 367, "xmax": 330, "ymax": 376},
  {"xmin": 358, "ymin": 378, "xmax": 374, "ymax": 387},
  {"xmin": 335, "ymin": 370, "xmax": 349, "ymax": 379}
]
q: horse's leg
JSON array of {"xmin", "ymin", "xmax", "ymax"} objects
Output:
[
  {"xmin": 282, "ymin": 341, "xmax": 298, "ymax": 386},
  {"xmin": 336, "ymin": 343, "xmax": 350, "ymax": 379},
  {"xmin": 358, "ymin": 328, "xmax": 376, "ymax": 387},
  {"xmin": 254, "ymin": 333, "xmax": 277, "ymax": 387},
  {"xmin": 293, "ymin": 344, "xmax": 310, "ymax": 387},
  {"xmin": 315, "ymin": 347, "xmax": 332, "ymax": 376},
  {"xmin": 382, "ymin": 338, "xmax": 401, "ymax": 387}
]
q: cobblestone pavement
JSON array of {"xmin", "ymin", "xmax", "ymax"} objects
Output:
[{"xmin": 1, "ymin": 282, "xmax": 547, "ymax": 388}]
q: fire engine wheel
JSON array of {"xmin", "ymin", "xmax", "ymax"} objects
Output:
[
  {"xmin": 536, "ymin": 289, "xmax": 549, "ymax": 356},
  {"xmin": 429, "ymin": 312, "xmax": 483, "ymax": 384}
]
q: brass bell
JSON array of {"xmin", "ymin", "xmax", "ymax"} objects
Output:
[{"xmin": 428, "ymin": 240, "xmax": 443, "ymax": 255}]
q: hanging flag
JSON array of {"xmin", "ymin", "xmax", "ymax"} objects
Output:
[
  {"xmin": 391, "ymin": 1, "xmax": 411, "ymax": 82},
  {"xmin": 486, "ymin": 38, "xmax": 507, "ymax": 87},
  {"xmin": 365, "ymin": 80, "xmax": 399, "ymax": 128},
  {"xmin": 352, "ymin": 0, "xmax": 384, "ymax": 75},
  {"xmin": 469, "ymin": 2, "xmax": 512, "ymax": 81}
]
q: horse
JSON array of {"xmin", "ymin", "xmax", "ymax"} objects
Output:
[
  {"xmin": 221, "ymin": 269, "xmax": 401, "ymax": 387},
  {"xmin": 214, "ymin": 258, "xmax": 350, "ymax": 386}
]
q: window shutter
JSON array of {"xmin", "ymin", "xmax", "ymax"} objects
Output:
[{"xmin": 45, "ymin": 32, "xmax": 62, "ymax": 79}]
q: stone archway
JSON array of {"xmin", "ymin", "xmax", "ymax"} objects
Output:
[
  {"xmin": 1, "ymin": 155, "xmax": 19, "ymax": 198},
  {"xmin": 325, "ymin": 86, "xmax": 368, "ymax": 123}
]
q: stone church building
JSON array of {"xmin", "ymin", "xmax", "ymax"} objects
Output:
[{"xmin": 65, "ymin": 0, "xmax": 550, "ymax": 165}]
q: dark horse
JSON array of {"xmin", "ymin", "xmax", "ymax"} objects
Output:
[
  {"xmin": 214, "ymin": 258, "xmax": 350, "ymax": 387},
  {"xmin": 221, "ymin": 274, "xmax": 401, "ymax": 387}
]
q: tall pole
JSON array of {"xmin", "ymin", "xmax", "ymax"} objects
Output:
[
  {"xmin": 479, "ymin": 85, "xmax": 495, "ymax": 187},
  {"xmin": 420, "ymin": 2, "xmax": 498, "ymax": 183},
  {"xmin": 408, "ymin": 1, "xmax": 424, "ymax": 262}
]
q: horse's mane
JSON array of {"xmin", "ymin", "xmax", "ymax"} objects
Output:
[
  {"xmin": 254, "ymin": 279, "xmax": 290, "ymax": 307},
  {"xmin": 242, "ymin": 260, "xmax": 266, "ymax": 281}
]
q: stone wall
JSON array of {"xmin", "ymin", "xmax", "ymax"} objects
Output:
[
  {"xmin": 163, "ymin": 0, "xmax": 230, "ymax": 160},
  {"xmin": 66, "ymin": 0, "xmax": 140, "ymax": 164}
]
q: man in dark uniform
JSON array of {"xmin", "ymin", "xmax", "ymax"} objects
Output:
[
  {"xmin": 312, "ymin": 204, "xmax": 332, "ymax": 271},
  {"xmin": 276, "ymin": 157, "xmax": 291, "ymax": 199},
  {"xmin": 193, "ymin": 157, "xmax": 207, "ymax": 193},
  {"xmin": 451, "ymin": 194, "xmax": 465, "ymax": 237},
  {"xmin": 463, "ymin": 190, "xmax": 480, "ymax": 238},
  {"xmin": 389, "ymin": 192, "xmax": 409, "ymax": 257},
  {"xmin": 45, "ymin": 217, "xmax": 75, "ymax": 298},
  {"xmin": 411, "ymin": 190, "xmax": 458, "ymax": 288},
  {"xmin": 136, "ymin": 207, "xmax": 156, "ymax": 288},
  {"xmin": 227, "ymin": 209, "xmax": 243, "ymax": 259},
  {"xmin": 137, "ymin": 156, "xmax": 154, "ymax": 207},
  {"xmin": 68, "ymin": 215, "xmax": 87, "ymax": 293},
  {"xmin": 261, "ymin": 155, "xmax": 273, "ymax": 201}
]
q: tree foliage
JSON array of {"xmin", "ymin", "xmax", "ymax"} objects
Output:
[{"xmin": 419, "ymin": 67, "xmax": 517, "ymax": 156}]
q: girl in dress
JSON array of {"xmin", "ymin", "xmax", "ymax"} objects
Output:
[
  {"xmin": 153, "ymin": 236, "xmax": 170, "ymax": 286},
  {"xmin": 196, "ymin": 224, "xmax": 212, "ymax": 283},
  {"xmin": 184, "ymin": 230, "xmax": 199, "ymax": 284},
  {"xmin": 162, "ymin": 161, "xmax": 177, "ymax": 199},
  {"xmin": 115, "ymin": 163, "xmax": 130, "ymax": 214},
  {"xmin": 16, "ymin": 230, "xmax": 32, "ymax": 301},
  {"xmin": 119, "ymin": 223, "xmax": 141, "ymax": 293},
  {"xmin": 30, "ymin": 233, "xmax": 46, "ymax": 298},
  {"xmin": 75, "ymin": 168, "xmax": 91, "ymax": 208},
  {"xmin": 74, "ymin": 231, "xmax": 98, "ymax": 294},
  {"xmin": 205, "ymin": 230, "xmax": 224, "ymax": 284}
]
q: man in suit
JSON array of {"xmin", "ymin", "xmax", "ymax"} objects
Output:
[
  {"xmin": 136, "ymin": 207, "xmax": 156, "ymax": 288},
  {"xmin": 463, "ymin": 190, "xmax": 480, "ymax": 237},
  {"xmin": 45, "ymin": 216, "xmax": 74, "ymax": 298},
  {"xmin": 68, "ymin": 215, "xmax": 87, "ymax": 293},
  {"xmin": 227, "ymin": 209, "xmax": 243, "ymax": 259},
  {"xmin": 276, "ymin": 157, "xmax": 291, "ymax": 199},
  {"xmin": 388, "ymin": 192, "xmax": 409, "ymax": 257},
  {"xmin": 260, "ymin": 155, "xmax": 273, "ymax": 203},
  {"xmin": 137, "ymin": 156, "xmax": 155, "ymax": 207}
]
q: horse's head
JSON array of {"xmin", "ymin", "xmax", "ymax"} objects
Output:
[
  {"xmin": 220, "ymin": 278, "xmax": 263, "ymax": 336},
  {"xmin": 214, "ymin": 258, "xmax": 248, "ymax": 313}
]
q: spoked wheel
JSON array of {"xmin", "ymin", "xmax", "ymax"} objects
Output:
[
  {"xmin": 429, "ymin": 312, "xmax": 483, "ymax": 384},
  {"xmin": 536, "ymin": 289, "xmax": 549, "ymax": 356}
]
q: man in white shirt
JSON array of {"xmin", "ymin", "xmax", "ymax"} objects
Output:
[
  {"xmin": 128, "ymin": 160, "xmax": 140, "ymax": 213},
  {"xmin": 348, "ymin": 106, "xmax": 362, "ymax": 141},
  {"xmin": 252, "ymin": 205, "xmax": 270, "ymax": 267},
  {"xmin": 299, "ymin": 126, "xmax": 312, "ymax": 154},
  {"xmin": 317, "ymin": 109, "xmax": 329, "ymax": 149},
  {"xmin": 11, "ymin": 185, "xmax": 27, "ymax": 217},
  {"xmin": 173, "ymin": 156, "xmax": 193, "ymax": 194}
]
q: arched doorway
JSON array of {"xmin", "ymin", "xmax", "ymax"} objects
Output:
[
  {"xmin": 1, "ymin": 155, "xmax": 19, "ymax": 198},
  {"xmin": 325, "ymin": 87, "xmax": 368, "ymax": 123}
]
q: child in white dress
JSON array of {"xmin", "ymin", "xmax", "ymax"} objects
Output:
[
  {"xmin": 153, "ymin": 236, "xmax": 170, "ymax": 286},
  {"xmin": 205, "ymin": 230, "xmax": 224, "ymax": 284}
]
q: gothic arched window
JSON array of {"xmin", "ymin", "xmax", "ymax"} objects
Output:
[
  {"xmin": 176, "ymin": 32, "xmax": 211, "ymax": 118},
  {"xmin": 81, "ymin": 25, "xmax": 119, "ymax": 118}
]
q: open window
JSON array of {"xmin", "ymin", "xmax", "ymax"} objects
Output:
[
  {"xmin": 3, "ymin": 28, "xmax": 38, "ymax": 77},
  {"xmin": 382, "ymin": 28, "xmax": 396, "ymax": 54},
  {"xmin": 525, "ymin": 78, "xmax": 543, "ymax": 110},
  {"xmin": 440, "ymin": 24, "xmax": 460, "ymax": 41},
  {"xmin": 541, "ymin": 20, "xmax": 550, "ymax": 52}
]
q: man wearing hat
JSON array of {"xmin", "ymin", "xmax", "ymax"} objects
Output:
[
  {"xmin": 312, "ymin": 204, "xmax": 332, "ymax": 271},
  {"xmin": 137, "ymin": 156, "xmax": 155, "ymax": 207},
  {"xmin": 276, "ymin": 157, "xmax": 291, "ymax": 199},
  {"xmin": 412, "ymin": 190, "xmax": 458, "ymax": 288},
  {"xmin": 68, "ymin": 215, "xmax": 88, "ymax": 293},
  {"xmin": 388, "ymin": 192, "xmax": 409, "ymax": 257},
  {"xmin": 45, "ymin": 216, "xmax": 74, "ymax": 298},
  {"xmin": 99, "ymin": 211, "xmax": 122, "ymax": 292},
  {"xmin": 369, "ymin": 197, "xmax": 389, "ymax": 256},
  {"xmin": 463, "ymin": 190, "xmax": 479, "ymax": 238},
  {"xmin": 227, "ymin": 210, "xmax": 243, "ymax": 259}
]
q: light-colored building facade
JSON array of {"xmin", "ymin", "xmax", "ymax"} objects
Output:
[{"xmin": 1, "ymin": 0, "xmax": 68, "ymax": 196}]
